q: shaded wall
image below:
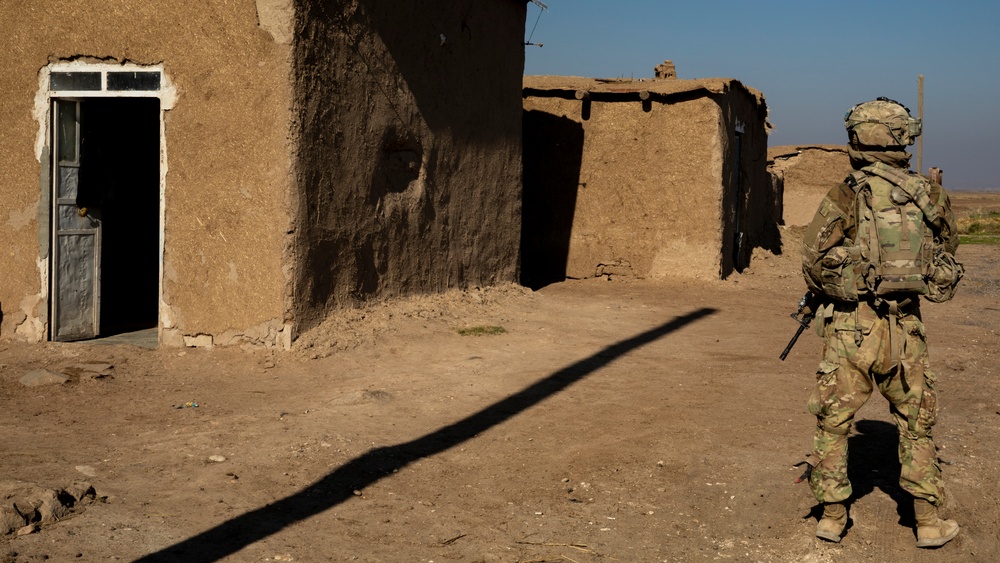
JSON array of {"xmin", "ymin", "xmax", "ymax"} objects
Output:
[
  {"xmin": 291, "ymin": 0, "xmax": 525, "ymax": 335},
  {"xmin": 521, "ymin": 110, "xmax": 584, "ymax": 289},
  {"xmin": 522, "ymin": 95, "xmax": 725, "ymax": 281},
  {"xmin": 716, "ymin": 83, "xmax": 776, "ymax": 273},
  {"xmin": 0, "ymin": 0, "xmax": 293, "ymax": 345}
]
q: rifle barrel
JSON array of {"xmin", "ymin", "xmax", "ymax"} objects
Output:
[{"xmin": 779, "ymin": 322, "xmax": 809, "ymax": 361}]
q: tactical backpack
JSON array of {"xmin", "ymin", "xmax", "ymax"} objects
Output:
[
  {"xmin": 828, "ymin": 163, "xmax": 963, "ymax": 303},
  {"xmin": 852, "ymin": 164, "xmax": 934, "ymax": 297}
]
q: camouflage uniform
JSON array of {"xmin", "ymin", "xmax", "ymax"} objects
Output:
[{"xmin": 801, "ymin": 162, "xmax": 959, "ymax": 507}]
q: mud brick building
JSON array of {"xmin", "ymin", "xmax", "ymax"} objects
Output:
[
  {"xmin": 0, "ymin": 1, "xmax": 527, "ymax": 348},
  {"xmin": 521, "ymin": 74, "xmax": 777, "ymax": 287}
]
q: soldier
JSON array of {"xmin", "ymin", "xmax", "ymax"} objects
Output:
[{"xmin": 800, "ymin": 98, "xmax": 964, "ymax": 547}]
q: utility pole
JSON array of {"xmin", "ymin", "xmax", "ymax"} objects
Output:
[{"xmin": 917, "ymin": 74, "xmax": 924, "ymax": 175}]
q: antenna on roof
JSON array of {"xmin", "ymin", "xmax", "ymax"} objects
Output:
[{"xmin": 525, "ymin": 0, "xmax": 548, "ymax": 47}]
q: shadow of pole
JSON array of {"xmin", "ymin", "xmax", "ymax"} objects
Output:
[{"xmin": 136, "ymin": 307, "xmax": 717, "ymax": 562}]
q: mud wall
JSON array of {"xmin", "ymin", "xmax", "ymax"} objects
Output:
[
  {"xmin": 0, "ymin": 31, "xmax": 46, "ymax": 340},
  {"xmin": 716, "ymin": 84, "xmax": 777, "ymax": 273},
  {"xmin": 0, "ymin": 0, "xmax": 293, "ymax": 346},
  {"xmin": 522, "ymin": 95, "xmax": 726, "ymax": 282},
  {"xmin": 290, "ymin": 0, "xmax": 525, "ymax": 335},
  {"xmin": 768, "ymin": 145, "xmax": 851, "ymax": 227}
]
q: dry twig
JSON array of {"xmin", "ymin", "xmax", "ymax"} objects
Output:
[
  {"xmin": 515, "ymin": 541, "xmax": 594, "ymax": 553},
  {"xmin": 440, "ymin": 533, "xmax": 466, "ymax": 545}
]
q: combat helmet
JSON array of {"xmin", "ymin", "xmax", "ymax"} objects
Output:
[{"xmin": 844, "ymin": 97, "xmax": 922, "ymax": 147}]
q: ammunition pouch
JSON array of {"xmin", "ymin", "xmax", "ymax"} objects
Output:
[
  {"xmin": 819, "ymin": 246, "xmax": 868, "ymax": 303},
  {"xmin": 924, "ymin": 250, "xmax": 964, "ymax": 303}
]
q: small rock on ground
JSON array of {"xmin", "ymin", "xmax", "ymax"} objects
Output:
[{"xmin": 19, "ymin": 369, "xmax": 68, "ymax": 387}]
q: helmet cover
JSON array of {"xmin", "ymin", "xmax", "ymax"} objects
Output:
[{"xmin": 844, "ymin": 97, "xmax": 922, "ymax": 147}]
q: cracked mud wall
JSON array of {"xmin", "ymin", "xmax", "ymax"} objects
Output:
[
  {"xmin": 290, "ymin": 0, "xmax": 525, "ymax": 335},
  {"xmin": 0, "ymin": 1, "xmax": 294, "ymax": 346}
]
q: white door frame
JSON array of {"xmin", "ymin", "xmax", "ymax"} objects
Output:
[{"xmin": 36, "ymin": 62, "xmax": 176, "ymax": 342}]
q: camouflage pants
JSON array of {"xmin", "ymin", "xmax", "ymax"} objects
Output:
[{"xmin": 807, "ymin": 301, "xmax": 944, "ymax": 506}]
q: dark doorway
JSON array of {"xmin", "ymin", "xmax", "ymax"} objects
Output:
[{"xmin": 77, "ymin": 97, "xmax": 161, "ymax": 337}]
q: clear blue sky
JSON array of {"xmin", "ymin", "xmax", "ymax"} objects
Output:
[{"xmin": 524, "ymin": 1, "xmax": 1000, "ymax": 190}]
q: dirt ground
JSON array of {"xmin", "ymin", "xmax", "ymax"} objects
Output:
[{"xmin": 2, "ymin": 193, "xmax": 999, "ymax": 563}]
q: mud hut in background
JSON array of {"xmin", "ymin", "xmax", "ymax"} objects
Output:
[
  {"xmin": 0, "ymin": 0, "xmax": 526, "ymax": 349},
  {"xmin": 768, "ymin": 145, "xmax": 852, "ymax": 227},
  {"xmin": 521, "ymin": 73, "xmax": 776, "ymax": 288}
]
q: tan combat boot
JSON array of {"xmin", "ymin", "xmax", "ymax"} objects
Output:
[
  {"xmin": 815, "ymin": 502, "xmax": 847, "ymax": 543},
  {"xmin": 914, "ymin": 498, "xmax": 959, "ymax": 548}
]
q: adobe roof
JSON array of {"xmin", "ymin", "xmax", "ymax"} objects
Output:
[{"xmin": 523, "ymin": 75, "xmax": 765, "ymax": 106}]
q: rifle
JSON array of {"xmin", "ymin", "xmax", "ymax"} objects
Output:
[{"xmin": 779, "ymin": 292, "xmax": 820, "ymax": 361}]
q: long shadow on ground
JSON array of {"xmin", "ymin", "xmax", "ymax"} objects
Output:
[{"xmin": 136, "ymin": 307, "xmax": 718, "ymax": 562}]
